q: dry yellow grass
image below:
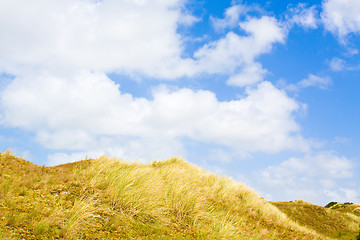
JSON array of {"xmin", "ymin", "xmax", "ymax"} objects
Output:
[
  {"xmin": 0, "ymin": 151, "xmax": 358, "ymax": 239},
  {"xmin": 272, "ymin": 200, "xmax": 360, "ymax": 239}
]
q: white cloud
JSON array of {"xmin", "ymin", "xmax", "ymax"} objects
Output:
[
  {"xmin": 36, "ymin": 130, "xmax": 96, "ymax": 150},
  {"xmin": 0, "ymin": 1, "xmax": 312, "ymax": 167},
  {"xmin": 210, "ymin": 4, "xmax": 249, "ymax": 31},
  {"xmin": 328, "ymin": 57, "xmax": 360, "ymax": 71},
  {"xmin": 0, "ymin": 70, "xmax": 308, "ymax": 163},
  {"xmin": 322, "ymin": 0, "xmax": 360, "ymax": 37},
  {"xmin": 0, "ymin": 0, "xmax": 192, "ymax": 78},
  {"xmin": 238, "ymin": 16, "xmax": 287, "ymax": 55},
  {"xmin": 297, "ymin": 74, "xmax": 332, "ymax": 89},
  {"xmin": 46, "ymin": 135, "xmax": 186, "ymax": 166},
  {"xmin": 179, "ymin": 13, "xmax": 201, "ymax": 26},
  {"xmin": 284, "ymin": 74, "xmax": 332, "ymax": 92},
  {"xmin": 207, "ymin": 148, "xmax": 234, "ymax": 163},
  {"xmin": 227, "ymin": 62, "xmax": 267, "ymax": 87},
  {"xmin": 329, "ymin": 57, "xmax": 346, "ymax": 71},
  {"xmin": 255, "ymin": 152, "xmax": 357, "ymax": 205},
  {"xmin": 0, "ymin": 1, "xmax": 287, "ymax": 85},
  {"xmin": 195, "ymin": 16, "xmax": 286, "ymax": 86},
  {"xmin": 324, "ymin": 188, "xmax": 359, "ymax": 203},
  {"xmin": 287, "ymin": 3, "xmax": 318, "ymax": 29}
]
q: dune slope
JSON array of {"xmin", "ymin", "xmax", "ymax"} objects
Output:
[{"xmin": 0, "ymin": 151, "xmax": 359, "ymax": 239}]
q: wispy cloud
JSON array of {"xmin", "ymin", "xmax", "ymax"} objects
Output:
[
  {"xmin": 286, "ymin": 3, "xmax": 319, "ymax": 29},
  {"xmin": 329, "ymin": 57, "xmax": 346, "ymax": 71},
  {"xmin": 297, "ymin": 74, "xmax": 332, "ymax": 89},
  {"xmin": 329, "ymin": 57, "xmax": 360, "ymax": 71},
  {"xmin": 282, "ymin": 74, "xmax": 332, "ymax": 92}
]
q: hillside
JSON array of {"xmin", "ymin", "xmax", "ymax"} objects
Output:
[
  {"xmin": 0, "ymin": 151, "xmax": 359, "ymax": 239},
  {"xmin": 272, "ymin": 201, "xmax": 360, "ymax": 239}
]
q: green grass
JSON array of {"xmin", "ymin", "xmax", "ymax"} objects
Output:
[{"xmin": 0, "ymin": 151, "xmax": 359, "ymax": 239}]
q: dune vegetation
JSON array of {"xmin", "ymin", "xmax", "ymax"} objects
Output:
[
  {"xmin": 272, "ymin": 201, "xmax": 360, "ymax": 239},
  {"xmin": 0, "ymin": 151, "xmax": 359, "ymax": 239}
]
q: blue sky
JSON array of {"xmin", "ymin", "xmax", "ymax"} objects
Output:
[{"xmin": 0, "ymin": 0, "xmax": 359, "ymax": 205}]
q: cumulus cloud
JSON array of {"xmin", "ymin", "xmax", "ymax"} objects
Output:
[
  {"xmin": 322, "ymin": 0, "xmax": 360, "ymax": 37},
  {"xmin": 227, "ymin": 63, "xmax": 267, "ymax": 87},
  {"xmin": 0, "ymin": 70, "xmax": 308, "ymax": 163},
  {"xmin": 195, "ymin": 16, "xmax": 286, "ymax": 86},
  {"xmin": 210, "ymin": 4, "xmax": 249, "ymax": 31},
  {"xmin": 0, "ymin": 1, "xmax": 310, "ymax": 166},
  {"xmin": 0, "ymin": 0, "xmax": 287, "ymax": 85},
  {"xmin": 0, "ymin": 0, "xmax": 192, "ymax": 78},
  {"xmin": 254, "ymin": 152, "xmax": 357, "ymax": 205}
]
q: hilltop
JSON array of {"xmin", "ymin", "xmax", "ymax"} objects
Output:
[{"xmin": 0, "ymin": 151, "xmax": 359, "ymax": 239}]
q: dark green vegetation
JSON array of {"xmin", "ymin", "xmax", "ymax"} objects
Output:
[{"xmin": 0, "ymin": 151, "xmax": 359, "ymax": 239}]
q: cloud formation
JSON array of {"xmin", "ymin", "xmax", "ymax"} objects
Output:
[
  {"xmin": 210, "ymin": 4, "xmax": 250, "ymax": 31},
  {"xmin": 297, "ymin": 74, "xmax": 332, "ymax": 90},
  {"xmin": 256, "ymin": 152, "xmax": 357, "ymax": 204},
  {"xmin": 0, "ymin": 0, "xmax": 287, "ymax": 84},
  {"xmin": 322, "ymin": 0, "xmax": 360, "ymax": 37},
  {"xmin": 0, "ymin": 0, "xmax": 191, "ymax": 78},
  {"xmin": 287, "ymin": 3, "xmax": 319, "ymax": 29},
  {"xmin": 329, "ymin": 57, "xmax": 346, "ymax": 71},
  {"xmin": 0, "ymin": 0, "xmax": 298, "ymax": 164},
  {"xmin": 196, "ymin": 16, "xmax": 286, "ymax": 86},
  {"xmin": 0, "ymin": 70, "xmax": 308, "ymax": 164},
  {"xmin": 283, "ymin": 74, "xmax": 332, "ymax": 92}
]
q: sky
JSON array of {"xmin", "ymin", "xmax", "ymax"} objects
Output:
[{"xmin": 0, "ymin": 0, "xmax": 359, "ymax": 205}]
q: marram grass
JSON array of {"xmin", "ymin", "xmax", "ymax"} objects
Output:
[{"xmin": 0, "ymin": 151, "xmax": 359, "ymax": 239}]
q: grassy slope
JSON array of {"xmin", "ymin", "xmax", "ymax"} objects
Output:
[
  {"xmin": 0, "ymin": 151, "xmax": 359, "ymax": 239},
  {"xmin": 272, "ymin": 201, "xmax": 360, "ymax": 240},
  {"xmin": 327, "ymin": 202, "xmax": 360, "ymax": 217}
]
